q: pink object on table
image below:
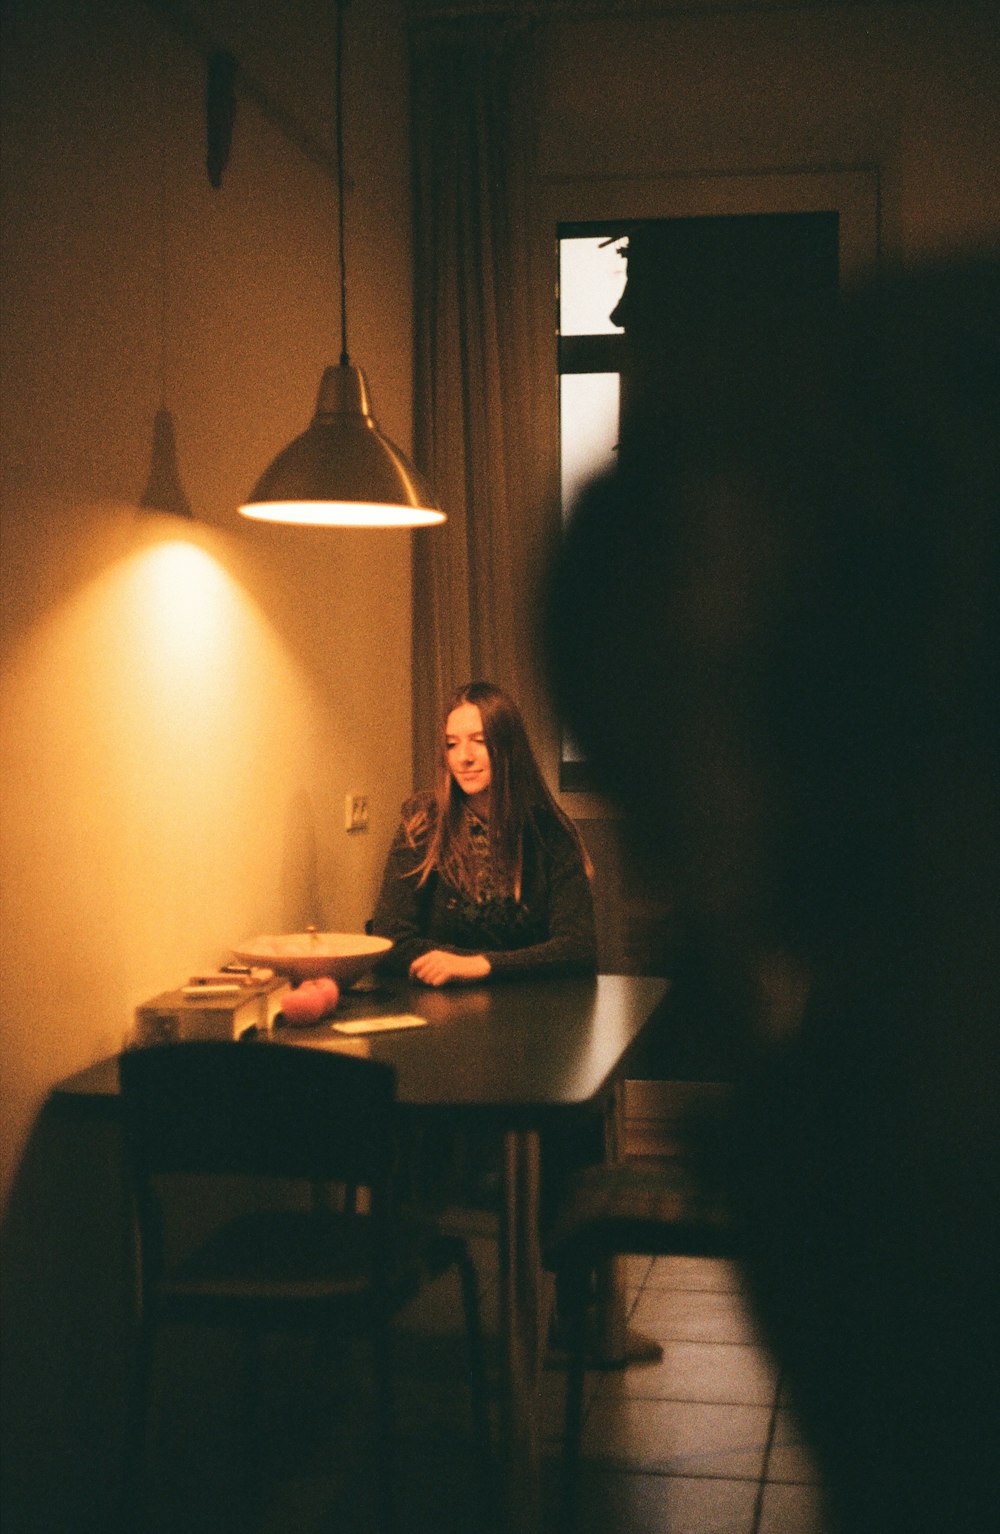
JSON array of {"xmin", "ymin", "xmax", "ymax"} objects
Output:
[{"xmin": 279, "ymin": 977, "xmax": 341, "ymax": 1026}]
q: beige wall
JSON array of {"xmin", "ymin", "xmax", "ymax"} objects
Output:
[
  {"xmin": 0, "ymin": 0, "xmax": 417, "ymax": 1210},
  {"xmin": 533, "ymin": 2, "xmax": 999, "ymax": 259}
]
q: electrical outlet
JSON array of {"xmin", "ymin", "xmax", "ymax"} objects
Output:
[{"xmin": 345, "ymin": 794, "xmax": 369, "ymax": 833}]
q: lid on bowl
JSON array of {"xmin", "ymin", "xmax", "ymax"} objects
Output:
[
  {"xmin": 232, "ymin": 932, "xmax": 392, "ymax": 962},
  {"xmin": 230, "ymin": 931, "xmax": 393, "ymax": 982}
]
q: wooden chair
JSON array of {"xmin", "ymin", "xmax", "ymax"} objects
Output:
[
  {"xmin": 544, "ymin": 1087, "xmax": 737, "ymax": 1532},
  {"xmin": 118, "ymin": 1040, "xmax": 491, "ymax": 1528}
]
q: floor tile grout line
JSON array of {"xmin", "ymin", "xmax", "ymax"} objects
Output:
[
  {"xmin": 749, "ymin": 1367, "xmax": 785, "ymax": 1534},
  {"xmin": 557, "ymin": 1464, "xmax": 774, "ymax": 1485}
]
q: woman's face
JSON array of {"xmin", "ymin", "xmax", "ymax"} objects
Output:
[{"xmin": 445, "ymin": 702, "xmax": 492, "ymax": 809}]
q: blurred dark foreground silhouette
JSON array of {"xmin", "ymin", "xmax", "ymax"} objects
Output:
[{"xmin": 545, "ymin": 254, "xmax": 999, "ymax": 1534}]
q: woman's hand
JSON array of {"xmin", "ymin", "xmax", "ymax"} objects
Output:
[{"xmin": 409, "ymin": 950, "xmax": 492, "ymax": 987}]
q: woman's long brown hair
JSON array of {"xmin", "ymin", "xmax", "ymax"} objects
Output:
[{"xmin": 404, "ymin": 681, "xmax": 591, "ymax": 901}]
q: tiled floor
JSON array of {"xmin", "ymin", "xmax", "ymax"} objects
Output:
[
  {"xmin": 550, "ymin": 1253, "xmax": 830, "ymax": 1534},
  {"xmin": 141, "ymin": 1217, "xmax": 832, "ymax": 1533}
]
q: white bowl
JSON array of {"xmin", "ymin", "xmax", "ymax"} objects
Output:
[{"xmin": 231, "ymin": 931, "xmax": 393, "ymax": 986}]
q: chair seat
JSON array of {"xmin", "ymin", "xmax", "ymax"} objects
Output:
[
  {"xmin": 544, "ymin": 1157, "xmax": 735, "ymax": 1269},
  {"xmin": 158, "ymin": 1206, "xmax": 469, "ymax": 1315}
]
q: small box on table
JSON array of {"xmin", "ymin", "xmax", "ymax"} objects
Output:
[{"xmin": 133, "ymin": 977, "xmax": 290, "ymax": 1044}]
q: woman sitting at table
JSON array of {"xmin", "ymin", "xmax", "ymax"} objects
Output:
[
  {"xmin": 372, "ymin": 683, "xmax": 651, "ymax": 1356},
  {"xmin": 371, "ymin": 680, "xmax": 597, "ymax": 985}
]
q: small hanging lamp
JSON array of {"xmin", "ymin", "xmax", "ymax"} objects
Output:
[
  {"xmin": 141, "ymin": 39, "xmax": 192, "ymax": 519},
  {"xmin": 141, "ymin": 406, "xmax": 193, "ymax": 518},
  {"xmin": 239, "ymin": 0, "xmax": 443, "ymax": 528}
]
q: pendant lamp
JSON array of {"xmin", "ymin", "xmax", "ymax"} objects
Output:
[{"xmin": 238, "ymin": 0, "xmax": 443, "ymax": 528}]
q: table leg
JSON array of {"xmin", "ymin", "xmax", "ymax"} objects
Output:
[
  {"xmin": 592, "ymin": 1083, "xmax": 629, "ymax": 1363},
  {"xmin": 497, "ymin": 1128, "xmax": 551, "ymax": 1534}
]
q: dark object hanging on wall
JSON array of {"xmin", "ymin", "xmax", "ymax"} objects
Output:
[
  {"xmin": 140, "ymin": 406, "xmax": 193, "ymax": 517},
  {"xmin": 206, "ymin": 50, "xmax": 237, "ymax": 188}
]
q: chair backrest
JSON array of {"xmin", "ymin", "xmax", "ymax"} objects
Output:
[{"xmin": 118, "ymin": 1041, "xmax": 398, "ymax": 1189}]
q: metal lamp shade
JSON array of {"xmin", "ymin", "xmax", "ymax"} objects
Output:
[{"xmin": 239, "ymin": 364, "xmax": 444, "ymax": 528}]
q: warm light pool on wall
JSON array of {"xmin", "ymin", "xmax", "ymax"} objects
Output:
[{"xmin": 238, "ymin": 0, "xmax": 444, "ymax": 529}]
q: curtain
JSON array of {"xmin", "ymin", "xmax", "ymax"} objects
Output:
[{"xmin": 409, "ymin": 17, "xmax": 553, "ymax": 786}]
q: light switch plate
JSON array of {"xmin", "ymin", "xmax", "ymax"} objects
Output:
[{"xmin": 345, "ymin": 793, "xmax": 369, "ymax": 832}]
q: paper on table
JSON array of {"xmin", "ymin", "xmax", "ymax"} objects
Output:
[{"xmin": 331, "ymin": 1014, "xmax": 428, "ymax": 1036}]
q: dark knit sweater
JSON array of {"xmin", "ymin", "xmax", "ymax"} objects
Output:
[{"xmin": 370, "ymin": 791, "xmax": 597, "ymax": 979}]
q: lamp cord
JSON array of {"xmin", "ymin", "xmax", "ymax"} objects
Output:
[
  {"xmin": 155, "ymin": 43, "xmax": 168, "ymax": 408},
  {"xmin": 335, "ymin": 0, "xmax": 349, "ymax": 367}
]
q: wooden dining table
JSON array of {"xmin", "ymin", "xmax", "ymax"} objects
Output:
[{"xmin": 52, "ymin": 970, "xmax": 668, "ymax": 1533}]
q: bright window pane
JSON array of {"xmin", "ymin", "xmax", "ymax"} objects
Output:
[
  {"xmin": 559, "ymin": 237, "xmax": 627, "ymax": 336},
  {"xmin": 560, "ymin": 372, "xmax": 620, "ymax": 519}
]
